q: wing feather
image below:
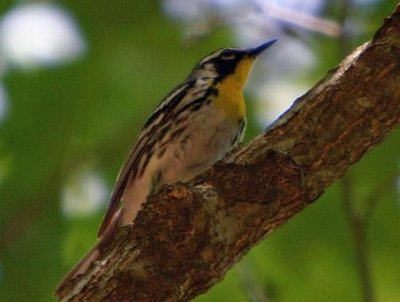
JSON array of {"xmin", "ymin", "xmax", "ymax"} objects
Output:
[{"xmin": 97, "ymin": 81, "xmax": 195, "ymax": 237}]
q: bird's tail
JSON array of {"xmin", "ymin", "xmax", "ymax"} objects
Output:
[
  {"xmin": 56, "ymin": 242, "xmax": 101, "ymax": 292},
  {"xmin": 55, "ymin": 208, "xmax": 122, "ymax": 293}
]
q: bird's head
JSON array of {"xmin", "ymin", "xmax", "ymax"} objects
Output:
[{"xmin": 189, "ymin": 39, "xmax": 278, "ymax": 88}]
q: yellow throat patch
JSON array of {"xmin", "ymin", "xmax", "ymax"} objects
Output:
[{"xmin": 214, "ymin": 57, "xmax": 254, "ymax": 121}]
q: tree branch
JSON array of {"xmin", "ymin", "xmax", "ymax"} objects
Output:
[{"xmin": 56, "ymin": 5, "xmax": 400, "ymax": 301}]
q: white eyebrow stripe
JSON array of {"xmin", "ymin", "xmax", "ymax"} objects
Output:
[{"xmin": 198, "ymin": 47, "xmax": 241, "ymax": 66}]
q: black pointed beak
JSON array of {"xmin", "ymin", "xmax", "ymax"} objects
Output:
[{"xmin": 246, "ymin": 39, "xmax": 278, "ymax": 57}]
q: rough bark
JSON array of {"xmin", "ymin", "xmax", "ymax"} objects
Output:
[{"xmin": 56, "ymin": 5, "xmax": 400, "ymax": 302}]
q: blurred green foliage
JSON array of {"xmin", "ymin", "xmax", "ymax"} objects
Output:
[{"xmin": 0, "ymin": 1, "xmax": 399, "ymax": 301}]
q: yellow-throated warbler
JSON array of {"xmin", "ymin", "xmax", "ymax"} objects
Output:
[{"xmin": 58, "ymin": 39, "xmax": 277, "ymax": 287}]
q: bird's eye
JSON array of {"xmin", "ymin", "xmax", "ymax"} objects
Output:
[{"xmin": 220, "ymin": 50, "xmax": 235, "ymax": 60}]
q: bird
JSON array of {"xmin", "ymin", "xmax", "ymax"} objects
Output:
[{"xmin": 57, "ymin": 38, "xmax": 277, "ymax": 290}]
